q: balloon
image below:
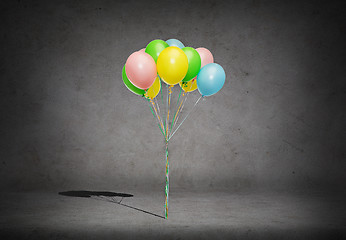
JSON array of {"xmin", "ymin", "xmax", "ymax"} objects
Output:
[
  {"xmin": 196, "ymin": 47, "xmax": 214, "ymax": 68},
  {"xmin": 189, "ymin": 47, "xmax": 214, "ymax": 82},
  {"xmin": 138, "ymin": 48, "xmax": 145, "ymax": 53},
  {"xmin": 122, "ymin": 65, "xmax": 146, "ymax": 96},
  {"xmin": 197, "ymin": 63, "xmax": 225, "ymax": 96},
  {"xmin": 125, "ymin": 51, "xmax": 157, "ymax": 89},
  {"xmin": 145, "ymin": 39, "xmax": 169, "ymax": 63},
  {"xmin": 181, "ymin": 47, "xmax": 201, "ymax": 82},
  {"xmin": 157, "ymin": 46, "xmax": 188, "ymax": 85},
  {"xmin": 166, "ymin": 39, "xmax": 185, "ymax": 49},
  {"xmin": 179, "ymin": 79, "xmax": 197, "ymax": 92},
  {"xmin": 144, "ymin": 77, "xmax": 161, "ymax": 99}
]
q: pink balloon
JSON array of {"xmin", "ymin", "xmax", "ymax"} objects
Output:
[
  {"xmin": 192, "ymin": 47, "xmax": 214, "ymax": 81},
  {"xmin": 138, "ymin": 48, "xmax": 145, "ymax": 53},
  {"xmin": 196, "ymin": 47, "xmax": 214, "ymax": 68},
  {"xmin": 125, "ymin": 51, "xmax": 157, "ymax": 90}
]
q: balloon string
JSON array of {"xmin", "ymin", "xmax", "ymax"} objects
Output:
[
  {"xmin": 176, "ymin": 88, "xmax": 182, "ymax": 106},
  {"xmin": 166, "ymin": 85, "xmax": 169, "ymax": 137},
  {"xmin": 147, "ymin": 99, "xmax": 165, "ymax": 138},
  {"xmin": 154, "ymin": 95, "xmax": 161, "ymax": 121},
  {"xmin": 154, "ymin": 96, "xmax": 166, "ymax": 138},
  {"xmin": 164, "ymin": 142, "xmax": 169, "ymax": 219},
  {"xmin": 169, "ymin": 80, "xmax": 194, "ymax": 138},
  {"xmin": 150, "ymin": 98, "xmax": 166, "ymax": 138},
  {"xmin": 160, "ymin": 77, "xmax": 166, "ymax": 135},
  {"xmin": 151, "ymin": 98, "xmax": 165, "ymax": 133},
  {"xmin": 170, "ymin": 90, "xmax": 185, "ymax": 134},
  {"xmin": 169, "ymin": 87, "xmax": 182, "ymax": 134},
  {"xmin": 166, "ymin": 85, "xmax": 172, "ymax": 138},
  {"xmin": 168, "ymin": 96, "xmax": 202, "ymax": 141},
  {"xmin": 170, "ymin": 91, "xmax": 189, "ymax": 139}
]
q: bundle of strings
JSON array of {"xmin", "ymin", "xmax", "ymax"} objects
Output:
[{"xmin": 147, "ymin": 78, "xmax": 202, "ymax": 218}]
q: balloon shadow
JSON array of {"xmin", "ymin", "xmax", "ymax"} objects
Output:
[{"xmin": 58, "ymin": 190, "xmax": 165, "ymax": 219}]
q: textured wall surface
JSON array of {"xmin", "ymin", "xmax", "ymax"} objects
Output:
[{"xmin": 1, "ymin": 0, "xmax": 345, "ymax": 193}]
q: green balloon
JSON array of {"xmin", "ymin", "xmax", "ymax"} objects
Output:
[
  {"xmin": 181, "ymin": 47, "xmax": 201, "ymax": 82},
  {"xmin": 145, "ymin": 39, "xmax": 169, "ymax": 63},
  {"xmin": 122, "ymin": 65, "xmax": 146, "ymax": 96}
]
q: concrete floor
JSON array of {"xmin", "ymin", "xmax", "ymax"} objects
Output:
[{"xmin": 1, "ymin": 190, "xmax": 345, "ymax": 239}]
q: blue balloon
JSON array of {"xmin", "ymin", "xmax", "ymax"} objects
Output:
[
  {"xmin": 197, "ymin": 63, "xmax": 226, "ymax": 96},
  {"xmin": 166, "ymin": 39, "xmax": 185, "ymax": 49}
]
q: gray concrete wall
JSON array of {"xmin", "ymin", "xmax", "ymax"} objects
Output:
[{"xmin": 1, "ymin": 0, "xmax": 345, "ymax": 192}]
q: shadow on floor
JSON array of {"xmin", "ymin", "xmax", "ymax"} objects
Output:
[
  {"xmin": 59, "ymin": 190, "xmax": 165, "ymax": 219},
  {"xmin": 59, "ymin": 190, "xmax": 133, "ymax": 198}
]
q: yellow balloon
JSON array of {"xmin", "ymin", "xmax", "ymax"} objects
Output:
[
  {"xmin": 157, "ymin": 46, "xmax": 188, "ymax": 85},
  {"xmin": 179, "ymin": 78, "xmax": 197, "ymax": 92},
  {"xmin": 144, "ymin": 77, "xmax": 161, "ymax": 99}
]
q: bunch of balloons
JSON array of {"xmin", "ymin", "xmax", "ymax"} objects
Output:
[
  {"xmin": 122, "ymin": 39, "xmax": 226, "ymax": 219},
  {"xmin": 123, "ymin": 39, "xmax": 225, "ymax": 98}
]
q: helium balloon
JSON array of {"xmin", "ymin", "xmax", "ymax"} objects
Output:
[
  {"xmin": 166, "ymin": 39, "xmax": 185, "ymax": 49},
  {"xmin": 122, "ymin": 65, "xmax": 146, "ymax": 96},
  {"xmin": 144, "ymin": 77, "xmax": 161, "ymax": 99},
  {"xmin": 189, "ymin": 47, "xmax": 214, "ymax": 82},
  {"xmin": 196, "ymin": 47, "xmax": 214, "ymax": 68},
  {"xmin": 145, "ymin": 39, "xmax": 169, "ymax": 63},
  {"xmin": 197, "ymin": 63, "xmax": 225, "ymax": 97},
  {"xmin": 181, "ymin": 47, "xmax": 201, "ymax": 82},
  {"xmin": 125, "ymin": 51, "xmax": 157, "ymax": 89},
  {"xmin": 157, "ymin": 46, "xmax": 188, "ymax": 85},
  {"xmin": 179, "ymin": 79, "xmax": 197, "ymax": 92}
]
